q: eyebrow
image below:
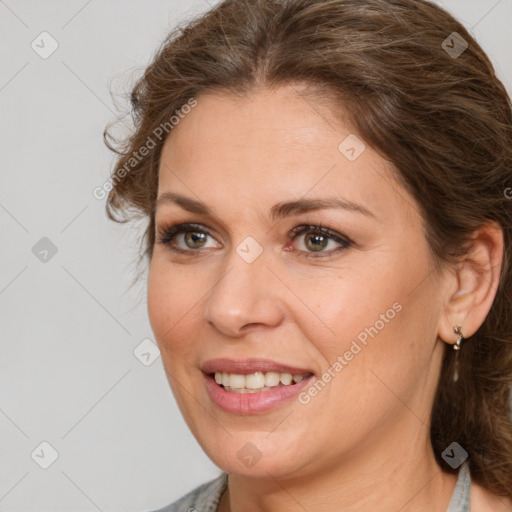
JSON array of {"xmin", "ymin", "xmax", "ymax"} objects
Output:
[{"xmin": 156, "ymin": 192, "xmax": 376, "ymax": 222}]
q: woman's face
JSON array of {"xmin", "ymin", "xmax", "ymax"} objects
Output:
[{"xmin": 148, "ymin": 85, "xmax": 449, "ymax": 478}]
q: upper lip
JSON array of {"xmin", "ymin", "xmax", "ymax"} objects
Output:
[{"xmin": 202, "ymin": 358, "xmax": 314, "ymax": 375}]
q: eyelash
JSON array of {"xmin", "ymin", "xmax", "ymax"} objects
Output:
[{"xmin": 156, "ymin": 222, "xmax": 352, "ymax": 259}]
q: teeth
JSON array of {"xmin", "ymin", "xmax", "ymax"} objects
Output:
[
  {"xmin": 280, "ymin": 373, "xmax": 292, "ymax": 385},
  {"xmin": 213, "ymin": 371, "xmax": 309, "ymax": 392},
  {"xmin": 245, "ymin": 372, "xmax": 265, "ymax": 389},
  {"xmin": 264, "ymin": 372, "xmax": 280, "ymax": 387},
  {"xmin": 229, "ymin": 373, "xmax": 246, "ymax": 389}
]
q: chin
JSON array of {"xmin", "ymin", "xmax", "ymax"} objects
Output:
[{"xmin": 195, "ymin": 430, "xmax": 313, "ymax": 479}]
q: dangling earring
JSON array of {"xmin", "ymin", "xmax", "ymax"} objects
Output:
[{"xmin": 452, "ymin": 325, "xmax": 464, "ymax": 382}]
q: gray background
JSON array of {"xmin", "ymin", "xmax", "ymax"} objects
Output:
[{"xmin": 1, "ymin": 1, "xmax": 511, "ymax": 511}]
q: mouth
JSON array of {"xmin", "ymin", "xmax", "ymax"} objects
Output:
[{"xmin": 201, "ymin": 358, "xmax": 315, "ymax": 413}]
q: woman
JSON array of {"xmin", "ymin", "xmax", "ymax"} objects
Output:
[{"xmin": 103, "ymin": 0, "xmax": 512, "ymax": 510}]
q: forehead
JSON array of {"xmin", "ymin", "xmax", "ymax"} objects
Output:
[
  {"xmin": 162, "ymin": 85, "xmax": 339, "ymax": 162},
  {"xmin": 157, "ymin": 85, "xmax": 414, "ymax": 226}
]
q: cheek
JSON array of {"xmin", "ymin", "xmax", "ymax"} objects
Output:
[
  {"xmin": 147, "ymin": 261, "xmax": 169, "ymax": 343},
  {"xmin": 310, "ymin": 257, "xmax": 438, "ymax": 416},
  {"xmin": 293, "ymin": 247, "xmax": 434, "ymax": 389},
  {"xmin": 147, "ymin": 259, "xmax": 195, "ymax": 355},
  {"xmin": 287, "ymin": 259, "xmax": 398, "ymax": 356}
]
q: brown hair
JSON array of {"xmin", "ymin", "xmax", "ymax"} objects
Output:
[{"xmin": 104, "ymin": 0, "xmax": 512, "ymax": 497}]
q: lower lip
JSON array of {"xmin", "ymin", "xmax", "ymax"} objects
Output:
[{"xmin": 203, "ymin": 373, "xmax": 314, "ymax": 414}]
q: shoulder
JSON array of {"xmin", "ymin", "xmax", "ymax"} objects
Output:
[
  {"xmin": 471, "ymin": 480, "xmax": 512, "ymax": 512},
  {"xmin": 149, "ymin": 472, "xmax": 228, "ymax": 512}
]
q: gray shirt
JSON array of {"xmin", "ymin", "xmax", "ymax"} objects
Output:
[{"xmin": 151, "ymin": 461, "xmax": 471, "ymax": 512}]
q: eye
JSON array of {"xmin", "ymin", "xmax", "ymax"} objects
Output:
[
  {"xmin": 156, "ymin": 223, "xmax": 219, "ymax": 253},
  {"xmin": 288, "ymin": 224, "xmax": 352, "ymax": 259}
]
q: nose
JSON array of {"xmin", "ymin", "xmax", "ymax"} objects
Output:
[{"xmin": 203, "ymin": 246, "xmax": 285, "ymax": 337}]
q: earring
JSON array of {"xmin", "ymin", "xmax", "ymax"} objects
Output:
[{"xmin": 452, "ymin": 325, "xmax": 464, "ymax": 382}]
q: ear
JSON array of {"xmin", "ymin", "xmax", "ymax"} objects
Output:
[{"xmin": 438, "ymin": 221, "xmax": 504, "ymax": 346}]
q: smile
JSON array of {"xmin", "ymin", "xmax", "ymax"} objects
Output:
[{"xmin": 201, "ymin": 358, "xmax": 316, "ymax": 414}]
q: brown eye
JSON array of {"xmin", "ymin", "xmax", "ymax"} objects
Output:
[
  {"xmin": 303, "ymin": 232, "xmax": 329, "ymax": 252},
  {"xmin": 183, "ymin": 231, "xmax": 208, "ymax": 249}
]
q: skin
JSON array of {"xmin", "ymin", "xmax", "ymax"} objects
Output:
[{"xmin": 147, "ymin": 84, "xmax": 506, "ymax": 512}]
